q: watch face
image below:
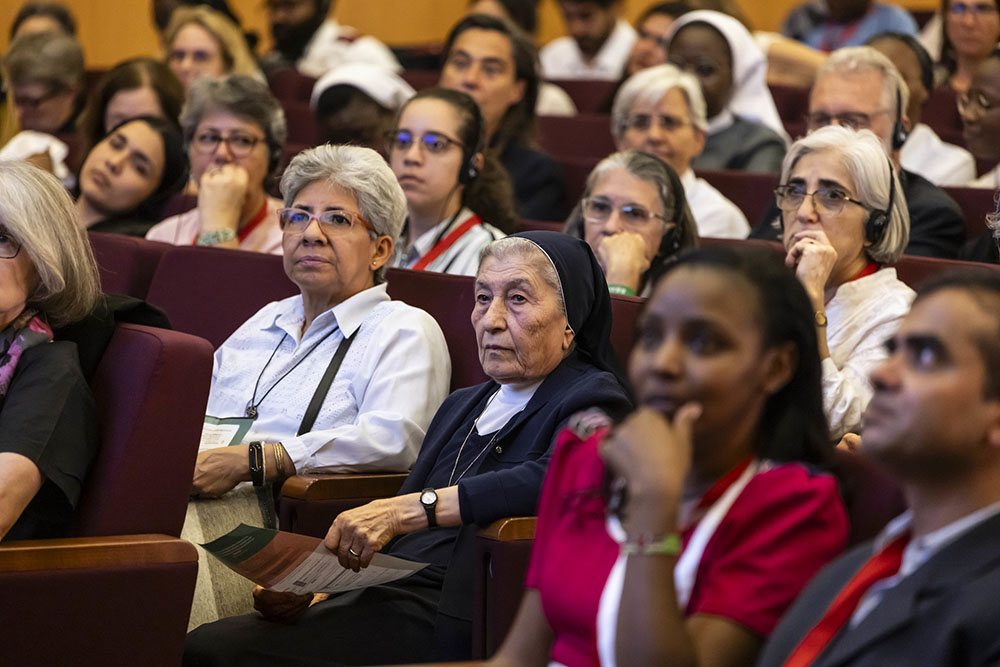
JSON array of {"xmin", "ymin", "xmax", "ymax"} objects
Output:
[{"xmin": 420, "ymin": 490, "xmax": 436, "ymax": 505}]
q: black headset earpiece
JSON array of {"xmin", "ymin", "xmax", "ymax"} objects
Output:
[
  {"xmin": 865, "ymin": 158, "xmax": 896, "ymax": 245},
  {"xmin": 891, "ymin": 86, "xmax": 907, "ymax": 151},
  {"xmin": 458, "ymin": 151, "xmax": 479, "ymax": 185}
]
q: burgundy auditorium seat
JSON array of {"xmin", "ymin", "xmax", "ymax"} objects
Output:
[
  {"xmin": 536, "ymin": 113, "xmax": 616, "ymax": 160},
  {"xmin": 893, "ymin": 253, "xmax": 1000, "ymax": 290},
  {"xmin": 159, "ymin": 192, "xmax": 198, "ymax": 219},
  {"xmin": 88, "ymin": 231, "xmax": 172, "ymax": 300},
  {"xmin": 942, "ymin": 185, "xmax": 997, "ymax": 241},
  {"xmin": 400, "ymin": 69, "xmax": 441, "ymax": 91},
  {"xmin": 146, "ymin": 245, "xmax": 296, "ymax": 348},
  {"xmin": 697, "ymin": 169, "xmax": 782, "ymax": 224},
  {"xmin": 268, "ymin": 68, "xmax": 318, "ymax": 102},
  {"xmin": 0, "ymin": 323, "xmax": 213, "ymax": 667},
  {"xmin": 556, "ymin": 154, "xmax": 599, "ymax": 203},
  {"xmin": 922, "ymin": 86, "xmax": 963, "ymax": 140},
  {"xmin": 282, "ymin": 100, "xmax": 321, "ymax": 146},
  {"xmin": 550, "ymin": 78, "xmax": 618, "ymax": 113},
  {"xmin": 768, "ymin": 83, "xmax": 810, "ymax": 125}
]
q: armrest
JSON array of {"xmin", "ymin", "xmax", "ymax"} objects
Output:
[
  {"xmin": 477, "ymin": 517, "xmax": 537, "ymax": 542},
  {"xmin": 281, "ymin": 472, "xmax": 408, "ymax": 501},
  {"xmin": 0, "ymin": 533, "xmax": 197, "ymax": 570}
]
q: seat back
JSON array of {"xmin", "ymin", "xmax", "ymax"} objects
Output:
[
  {"xmin": 833, "ymin": 449, "xmax": 907, "ymax": 547},
  {"xmin": 556, "ymin": 154, "xmax": 599, "ymax": 204},
  {"xmin": 768, "ymin": 83, "xmax": 810, "ymax": 124},
  {"xmin": 609, "ymin": 293, "xmax": 644, "ymax": 367},
  {"xmin": 893, "ymin": 253, "xmax": 1000, "ymax": 290},
  {"xmin": 88, "ymin": 232, "xmax": 173, "ymax": 300},
  {"xmin": 146, "ymin": 246, "xmax": 297, "ymax": 348},
  {"xmin": 282, "ymin": 100, "xmax": 320, "ymax": 145},
  {"xmin": 74, "ymin": 324, "xmax": 214, "ymax": 538},
  {"xmin": 550, "ymin": 78, "xmax": 617, "ymax": 113},
  {"xmin": 697, "ymin": 169, "xmax": 782, "ymax": 224},
  {"xmin": 536, "ymin": 113, "xmax": 615, "ymax": 159},
  {"xmin": 386, "ymin": 268, "xmax": 487, "ymax": 391},
  {"xmin": 268, "ymin": 68, "xmax": 317, "ymax": 102},
  {"xmin": 942, "ymin": 185, "xmax": 998, "ymax": 241}
]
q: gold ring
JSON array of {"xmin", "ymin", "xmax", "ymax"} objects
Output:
[{"xmin": 349, "ymin": 548, "xmax": 360, "ymax": 557}]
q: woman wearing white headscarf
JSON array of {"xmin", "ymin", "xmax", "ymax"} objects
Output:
[{"xmin": 666, "ymin": 10, "xmax": 790, "ymax": 173}]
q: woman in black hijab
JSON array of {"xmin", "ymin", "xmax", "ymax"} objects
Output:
[{"xmin": 184, "ymin": 231, "xmax": 634, "ymax": 666}]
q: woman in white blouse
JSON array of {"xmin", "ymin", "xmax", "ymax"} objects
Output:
[
  {"xmin": 185, "ymin": 144, "xmax": 451, "ymax": 626},
  {"xmin": 777, "ymin": 125, "xmax": 914, "ymax": 439}
]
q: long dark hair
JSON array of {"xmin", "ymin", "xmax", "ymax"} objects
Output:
[
  {"xmin": 78, "ymin": 57, "xmax": 184, "ymax": 151},
  {"xmin": 77, "ymin": 115, "xmax": 190, "ymax": 223},
  {"xmin": 938, "ymin": 0, "xmax": 1000, "ymax": 76},
  {"xmin": 393, "ymin": 87, "xmax": 518, "ymax": 233},
  {"xmin": 653, "ymin": 246, "xmax": 831, "ymax": 466},
  {"xmin": 442, "ymin": 14, "xmax": 540, "ymax": 152}
]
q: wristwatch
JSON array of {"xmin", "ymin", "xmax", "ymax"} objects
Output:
[
  {"xmin": 814, "ymin": 310, "xmax": 828, "ymax": 328},
  {"xmin": 419, "ymin": 487, "xmax": 438, "ymax": 528}
]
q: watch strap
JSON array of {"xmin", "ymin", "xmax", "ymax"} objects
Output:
[{"xmin": 196, "ymin": 228, "xmax": 237, "ymax": 246}]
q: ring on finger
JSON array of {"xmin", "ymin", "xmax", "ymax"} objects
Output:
[{"xmin": 348, "ymin": 548, "xmax": 360, "ymax": 558}]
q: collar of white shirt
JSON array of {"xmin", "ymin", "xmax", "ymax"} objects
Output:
[{"xmin": 269, "ymin": 283, "xmax": 390, "ymax": 344}]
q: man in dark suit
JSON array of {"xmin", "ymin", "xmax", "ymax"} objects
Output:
[
  {"xmin": 751, "ymin": 46, "xmax": 965, "ymax": 259},
  {"xmin": 759, "ymin": 270, "xmax": 1000, "ymax": 667}
]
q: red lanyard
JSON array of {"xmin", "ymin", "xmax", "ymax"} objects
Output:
[
  {"xmin": 412, "ymin": 214, "xmax": 482, "ymax": 271},
  {"xmin": 819, "ymin": 14, "xmax": 863, "ymax": 52},
  {"xmin": 825, "ymin": 262, "xmax": 879, "ymax": 306},
  {"xmin": 190, "ymin": 199, "xmax": 270, "ymax": 246},
  {"xmin": 682, "ymin": 455, "xmax": 754, "ymax": 532}
]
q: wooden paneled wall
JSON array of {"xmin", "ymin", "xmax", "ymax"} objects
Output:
[{"xmin": 0, "ymin": 0, "xmax": 940, "ymax": 70}]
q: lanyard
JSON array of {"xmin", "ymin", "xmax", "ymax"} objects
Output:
[
  {"xmin": 245, "ymin": 326, "xmax": 339, "ymax": 419},
  {"xmin": 412, "ymin": 213, "xmax": 483, "ymax": 271}
]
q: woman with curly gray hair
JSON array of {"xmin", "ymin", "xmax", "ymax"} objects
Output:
[
  {"xmin": 0, "ymin": 161, "xmax": 100, "ymax": 542},
  {"xmin": 183, "ymin": 144, "xmax": 451, "ymax": 627},
  {"xmin": 146, "ymin": 74, "xmax": 287, "ymax": 253}
]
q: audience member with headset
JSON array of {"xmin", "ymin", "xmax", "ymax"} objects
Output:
[
  {"xmin": 776, "ymin": 125, "xmax": 914, "ymax": 439},
  {"xmin": 564, "ymin": 150, "xmax": 698, "ymax": 297},
  {"xmin": 753, "ymin": 46, "xmax": 966, "ymax": 260},
  {"xmin": 389, "ymin": 87, "xmax": 515, "ymax": 276}
]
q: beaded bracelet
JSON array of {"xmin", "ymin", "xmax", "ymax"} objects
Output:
[
  {"xmin": 621, "ymin": 533, "xmax": 681, "ymax": 556},
  {"xmin": 607, "ymin": 284, "xmax": 638, "ymax": 296}
]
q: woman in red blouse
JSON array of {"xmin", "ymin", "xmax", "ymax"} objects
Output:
[{"xmin": 489, "ymin": 246, "xmax": 849, "ymax": 667}]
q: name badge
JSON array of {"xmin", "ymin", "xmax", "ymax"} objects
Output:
[{"xmin": 200, "ymin": 415, "xmax": 255, "ymax": 451}]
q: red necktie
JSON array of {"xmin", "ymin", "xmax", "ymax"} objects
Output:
[{"xmin": 783, "ymin": 532, "xmax": 911, "ymax": 667}]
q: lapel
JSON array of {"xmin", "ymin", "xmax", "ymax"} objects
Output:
[
  {"xmin": 818, "ymin": 511, "xmax": 1000, "ymax": 667},
  {"xmin": 486, "ymin": 353, "xmax": 585, "ymax": 442}
]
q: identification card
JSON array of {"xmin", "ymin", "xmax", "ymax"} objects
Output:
[{"xmin": 200, "ymin": 415, "xmax": 255, "ymax": 451}]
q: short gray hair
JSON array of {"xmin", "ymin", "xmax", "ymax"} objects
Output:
[
  {"xmin": 279, "ymin": 144, "xmax": 408, "ymax": 285},
  {"xmin": 477, "ymin": 237, "xmax": 566, "ymax": 317},
  {"xmin": 611, "ymin": 63, "xmax": 707, "ymax": 141},
  {"xmin": 6, "ymin": 30, "xmax": 84, "ymax": 90},
  {"xmin": 815, "ymin": 47, "xmax": 909, "ymax": 151},
  {"xmin": 780, "ymin": 125, "xmax": 909, "ymax": 264},
  {"xmin": 0, "ymin": 161, "xmax": 100, "ymax": 326},
  {"xmin": 180, "ymin": 74, "xmax": 287, "ymax": 179}
]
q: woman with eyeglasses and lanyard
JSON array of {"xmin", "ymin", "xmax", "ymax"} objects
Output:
[
  {"xmin": 777, "ymin": 125, "xmax": 913, "ymax": 440},
  {"xmin": 146, "ymin": 75, "xmax": 287, "ymax": 254},
  {"xmin": 184, "ymin": 144, "xmax": 451, "ymax": 627},
  {"xmin": 565, "ymin": 150, "xmax": 699, "ymax": 297},
  {"xmin": 388, "ymin": 88, "xmax": 517, "ymax": 276}
]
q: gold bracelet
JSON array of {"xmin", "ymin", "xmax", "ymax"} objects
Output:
[
  {"xmin": 621, "ymin": 533, "xmax": 681, "ymax": 556},
  {"xmin": 273, "ymin": 442, "xmax": 286, "ymax": 479}
]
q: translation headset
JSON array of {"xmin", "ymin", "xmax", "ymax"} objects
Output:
[
  {"xmin": 457, "ymin": 104, "xmax": 485, "ymax": 185},
  {"xmin": 891, "ymin": 87, "xmax": 907, "ymax": 152},
  {"xmin": 865, "ymin": 158, "xmax": 896, "ymax": 245}
]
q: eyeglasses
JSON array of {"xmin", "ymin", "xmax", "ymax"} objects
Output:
[
  {"xmin": 12, "ymin": 87, "xmax": 61, "ymax": 111},
  {"xmin": 277, "ymin": 208, "xmax": 374, "ymax": 236},
  {"xmin": 948, "ymin": 1, "xmax": 998, "ymax": 15},
  {"xmin": 191, "ymin": 130, "xmax": 263, "ymax": 158},
  {"xmin": 958, "ymin": 90, "xmax": 999, "ymax": 114},
  {"xmin": 0, "ymin": 232, "xmax": 22, "ymax": 260},
  {"xmin": 625, "ymin": 113, "xmax": 692, "ymax": 132},
  {"xmin": 806, "ymin": 109, "xmax": 892, "ymax": 131},
  {"xmin": 386, "ymin": 130, "xmax": 464, "ymax": 155},
  {"xmin": 582, "ymin": 197, "xmax": 664, "ymax": 227},
  {"xmin": 168, "ymin": 48, "xmax": 217, "ymax": 64},
  {"xmin": 774, "ymin": 184, "xmax": 870, "ymax": 215}
]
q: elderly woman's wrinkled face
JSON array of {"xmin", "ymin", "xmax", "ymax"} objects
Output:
[
  {"xmin": 618, "ymin": 87, "xmax": 705, "ymax": 175},
  {"xmin": 472, "ymin": 254, "xmax": 574, "ymax": 385},
  {"xmin": 583, "ymin": 167, "xmax": 668, "ymax": 271},
  {"xmin": 667, "ymin": 24, "xmax": 733, "ymax": 120},
  {"xmin": 79, "ymin": 120, "xmax": 166, "ymax": 216},
  {"xmin": 189, "ymin": 110, "xmax": 271, "ymax": 190},
  {"xmin": 0, "ymin": 228, "xmax": 37, "ymax": 330},
  {"xmin": 281, "ymin": 180, "xmax": 388, "ymax": 305},
  {"xmin": 781, "ymin": 150, "xmax": 870, "ymax": 284},
  {"xmin": 168, "ymin": 23, "xmax": 227, "ymax": 90},
  {"xmin": 630, "ymin": 266, "xmax": 789, "ymax": 448}
]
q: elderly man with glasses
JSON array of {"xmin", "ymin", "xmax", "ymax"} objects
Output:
[{"xmin": 752, "ymin": 46, "xmax": 966, "ymax": 259}]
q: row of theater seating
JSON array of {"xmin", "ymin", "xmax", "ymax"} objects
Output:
[{"xmin": 2, "ymin": 231, "xmax": 993, "ymax": 666}]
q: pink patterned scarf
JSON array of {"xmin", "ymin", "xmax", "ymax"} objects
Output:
[{"xmin": 0, "ymin": 309, "xmax": 53, "ymax": 398}]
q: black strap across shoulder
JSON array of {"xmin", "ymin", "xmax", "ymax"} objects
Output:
[{"xmin": 296, "ymin": 329, "xmax": 359, "ymax": 436}]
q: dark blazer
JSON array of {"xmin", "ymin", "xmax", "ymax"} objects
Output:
[
  {"xmin": 397, "ymin": 353, "xmax": 631, "ymax": 625},
  {"xmin": 750, "ymin": 169, "xmax": 966, "ymax": 260},
  {"xmin": 758, "ymin": 511, "xmax": 1000, "ymax": 667},
  {"xmin": 499, "ymin": 141, "xmax": 570, "ymax": 223}
]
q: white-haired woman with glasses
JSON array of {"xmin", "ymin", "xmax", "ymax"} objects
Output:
[
  {"xmin": 388, "ymin": 88, "xmax": 515, "ymax": 276},
  {"xmin": 146, "ymin": 75, "xmax": 287, "ymax": 253},
  {"xmin": 0, "ymin": 161, "xmax": 101, "ymax": 542},
  {"xmin": 185, "ymin": 144, "xmax": 451, "ymax": 626},
  {"xmin": 777, "ymin": 125, "xmax": 914, "ymax": 439},
  {"xmin": 565, "ymin": 150, "xmax": 699, "ymax": 297}
]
